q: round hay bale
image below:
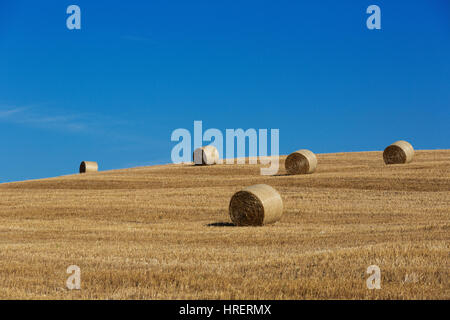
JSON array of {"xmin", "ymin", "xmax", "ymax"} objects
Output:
[
  {"xmin": 285, "ymin": 149, "xmax": 317, "ymax": 175},
  {"xmin": 383, "ymin": 140, "xmax": 414, "ymax": 164},
  {"xmin": 193, "ymin": 145, "xmax": 219, "ymax": 165},
  {"xmin": 229, "ymin": 184, "xmax": 283, "ymax": 226},
  {"xmin": 79, "ymin": 161, "xmax": 98, "ymax": 173}
]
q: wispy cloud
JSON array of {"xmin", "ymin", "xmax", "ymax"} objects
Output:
[
  {"xmin": 121, "ymin": 35, "xmax": 155, "ymax": 44},
  {"xmin": 0, "ymin": 106, "xmax": 88, "ymax": 132},
  {"xmin": 0, "ymin": 105, "xmax": 153, "ymax": 145},
  {"xmin": 0, "ymin": 107, "xmax": 28, "ymax": 118}
]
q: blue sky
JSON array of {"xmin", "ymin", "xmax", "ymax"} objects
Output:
[{"xmin": 0, "ymin": 0, "xmax": 449, "ymax": 182}]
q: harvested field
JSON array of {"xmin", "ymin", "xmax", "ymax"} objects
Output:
[{"xmin": 0, "ymin": 150, "xmax": 449, "ymax": 299}]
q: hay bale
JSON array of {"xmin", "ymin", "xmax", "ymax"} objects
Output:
[
  {"xmin": 193, "ymin": 145, "xmax": 219, "ymax": 165},
  {"xmin": 79, "ymin": 161, "xmax": 98, "ymax": 173},
  {"xmin": 285, "ymin": 149, "xmax": 317, "ymax": 175},
  {"xmin": 229, "ymin": 184, "xmax": 283, "ymax": 226},
  {"xmin": 383, "ymin": 140, "xmax": 414, "ymax": 164}
]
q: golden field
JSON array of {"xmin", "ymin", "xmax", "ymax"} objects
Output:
[{"xmin": 0, "ymin": 150, "xmax": 449, "ymax": 299}]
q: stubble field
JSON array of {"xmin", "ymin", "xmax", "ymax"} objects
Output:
[{"xmin": 0, "ymin": 150, "xmax": 449, "ymax": 299}]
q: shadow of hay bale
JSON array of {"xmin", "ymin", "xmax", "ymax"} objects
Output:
[{"xmin": 206, "ymin": 222, "xmax": 235, "ymax": 227}]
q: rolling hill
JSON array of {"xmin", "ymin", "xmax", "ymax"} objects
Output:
[{"xmin": 0, "ymin": 150, "xmax": 449, "ymax": 299}]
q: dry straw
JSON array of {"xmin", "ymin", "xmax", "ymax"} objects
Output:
[
  {"xmin": 193, "ymin": 145, "xmax": 219, "ymax": 165},
  {"xmin": 285, "ymin": 149, "xmax": 317, "ymax": 175},
  {"xmin": 79, "ymin": 161, "xmax": 98, "ymax": 173},
  {"xmin": 383, "ymin": 140, "xmax": 414, "ymax": 164},
  {"xmin": 229, "ymin": 184, "xmax": 283, "ymax": 226}
]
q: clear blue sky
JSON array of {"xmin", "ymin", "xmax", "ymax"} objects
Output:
[{"xmin": 1, "ymin": 0, "xmax": 449, "ymax": 182}]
